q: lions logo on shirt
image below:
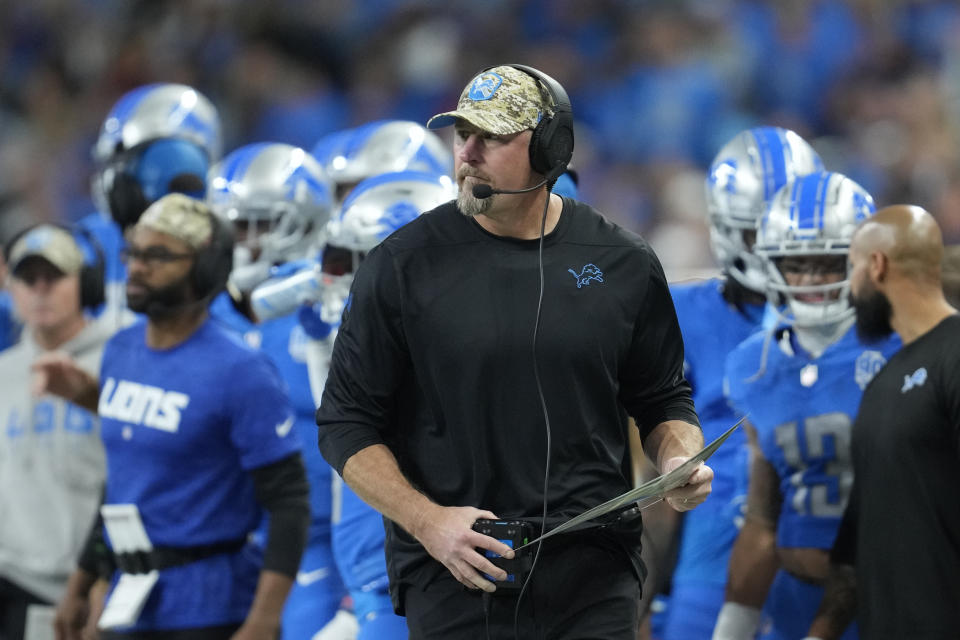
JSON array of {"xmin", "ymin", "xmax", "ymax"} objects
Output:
[{"xmin": 99, "ymin": 377, "xmax": 189, "ymax": 433}]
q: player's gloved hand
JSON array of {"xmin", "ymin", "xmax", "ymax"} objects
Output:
[
  {"xmin": 311, "ymin": 609, "xmax": 359, "ymax": 640},
  {"xmin": 661, "ymin": 457, "xmax": 714, "ymax": 512},
  {"xmin": 269, "ymin": 258, "xmax": 313, "ymax": 281},
  {"xmin": 229, "ymin": 261, "xmax": 273, "ymax": 295},
  {"xmin": 298, "ymin": 302, "xmax": 333, "ymax": 340},
  {"xmin": 250, "ymin": 261, "xmax": 325, "ymax": 322},
  {"xmin": 411, "ymin": 504, "xmax": 515, "ymax": 593},
  {"xmin": 712, "ymin": 602, "xmax": 761, "ymax": 640}
]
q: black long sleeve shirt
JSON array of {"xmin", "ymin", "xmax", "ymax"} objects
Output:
[{"xmin": 316, "ymin": 198, "xmax": 699, "ymax": 598}]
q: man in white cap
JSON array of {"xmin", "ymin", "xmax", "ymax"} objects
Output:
[
  {"xmin": 0, "ymin": 224, "xmax": 112, "ymax": 640},
  {"xmin": 315, "ymin": 64, "xmax": 713, "ymax": 638}
]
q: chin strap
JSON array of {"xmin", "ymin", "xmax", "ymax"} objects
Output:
[{"xmin": 793, "ymin": 315, "xmax": 856, "ymax": 359}]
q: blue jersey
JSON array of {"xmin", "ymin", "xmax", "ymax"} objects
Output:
[
  {"xmin": 209, "ymin": 293, "xmax": 345, "ymax": 639},
  {"xmin": 98, "ymin": 318, "xmax": 300, "ymax": 629},
  {"xmin": 725, "ymin": 325, "xmax": 899, "ymax": 549},
  {"xmin": 209, "ymin": 293, "xmax": 334, "ymax": 542},
  {"xmin": 668, "ymin": 279, "xmax": 762, "ymax": 586},
  {"xmin": 0, "ymin": 291, "xmax": 21, "ymax": 352}
]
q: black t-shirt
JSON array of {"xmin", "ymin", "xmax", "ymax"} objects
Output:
[
  {"xmin": 847, "ymin": 314, "xmax": 960, "ymax": 638},
  {"xmin": 316, "ymin": 198, "xmax": 698, "ymax": 595}
]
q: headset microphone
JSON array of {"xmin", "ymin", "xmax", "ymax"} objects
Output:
[{"xmin": 471, "ymin": 163, "xmax": 567, "ymax": 200}]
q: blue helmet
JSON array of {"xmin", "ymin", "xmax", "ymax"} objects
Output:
[
  {"xmin": 757, "ymin": 171, "xmax": 876, "ymax": 327},
  {"xmin": 93, "ymin": 83, "xmax": 222, "ymax": 229},
  {"xmin": 312, "ymin": 120, "xmax": 452, "ymax": 202},
  {"xmin": 207, "ymin": 142, "xmax": 333, "ymax": 292},
  {"xmin": 326, "ymin": 171, "xmax": 456, "ymax": 252},
  {"xmin": 706, "ymin": 127, "xmax": 824, "ymax": 292},
  {"xmin": 319, "ymin": 170, "xmax": 456, "ymax": 323}
]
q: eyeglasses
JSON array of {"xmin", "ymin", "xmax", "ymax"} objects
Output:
[{"xmin": 120, "ymin": 246, "xmax": 194, "ymax": 267}]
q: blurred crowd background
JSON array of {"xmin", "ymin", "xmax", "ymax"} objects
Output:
[{"xmin": 2, "ymin": 0, "xmax": 960, "ymax": 279}]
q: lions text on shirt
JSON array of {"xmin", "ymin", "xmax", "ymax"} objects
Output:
[{"xmin": 98, "ymin": 318, "xmax": 300, "ymax": 630}]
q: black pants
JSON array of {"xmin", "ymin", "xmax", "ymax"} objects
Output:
[
  {"xmin": 0, "ymin": 577, "xmax": 50, "ymax": 640},
  {"xmin": 403, "ymin": 533, "xmax": 642, "ymax": 640},
  {"xmin": 101, "ymin": 624, "xmax": 240, "ymax": 640}
]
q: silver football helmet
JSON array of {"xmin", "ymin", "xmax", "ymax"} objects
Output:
[
  {"xmin": 207, "ymin": 142, "xmax": 334, "ymax": 292},
  {"xmin": 93, "ymin": 83, "xmax": 222, "ymax": 164},
  {"xmin": 312, "ymin": 120, "xmax": 453, "ymax": 202},
  {"xmin": 319, "ymin": 170, "xmax": 456, "ymax": 322},
  {"xmin": 706, "ymin": 127, "xmax": 824, "ymax": 292},
  {"xmin": 756, "ymin": 171, "xmax": 876, "ymax": 327},
  {"xmin": 92, "ymin": 83, "xmax": 222, "ymax": 228}
]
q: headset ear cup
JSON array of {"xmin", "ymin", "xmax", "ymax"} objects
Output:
[
  {"xmin": 79, "ymin": 264, "xmax": 106, "ymax": 310},
  {"xmin": 528, "ymin": 116, "xmax": 554, "ymax": 176},
  {"xmin": 528, "ymin": 113, "xmax": 574, "ymax": 178},
  {"xmin": 549, "ymin": 118, "xmax": 575, "ymax": 171},
  {"xmin": 72, "ymin": 227, "xmax": 107, "ymax": 311},
  {"xmin": 191, "ymin": 215, "xmax": 234, "ymax": 301},
  {"xmin": 107, "ymin": 173, "xmax": 149, "ymax": 230}
]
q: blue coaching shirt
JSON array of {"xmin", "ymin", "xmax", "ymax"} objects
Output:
[
  {"xmin": 98, "ymin": 318, "xmax": 300, "ymax": 630},
  {"xmin": 725, "ymin": 325, "xmax": 899, "ymax": 549}
]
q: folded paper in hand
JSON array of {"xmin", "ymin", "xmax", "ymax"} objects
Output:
[{"xmin": 517, "ymin": 416, "xmax": 745, "ymax": 550}]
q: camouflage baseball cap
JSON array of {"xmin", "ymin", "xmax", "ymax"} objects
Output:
[
  {"xmin": 8, "ymin": 225, "xmax": 85, "ymax": 276},
  {"xmin": 136, "ymin": 193, "xmax": 213, "ymax": 249},
  {"xmin": 427, "ymin": 65, "xmax": 552, "ymax": 136}
]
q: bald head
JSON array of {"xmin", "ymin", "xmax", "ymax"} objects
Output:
[{"xmin": 852, "ymin": 205, "xmax": 943, "ymax": 284}]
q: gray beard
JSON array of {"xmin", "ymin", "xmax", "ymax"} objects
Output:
[{"xmin": 457, "ymin": 188, "xmax": 493, "ymax": 217}]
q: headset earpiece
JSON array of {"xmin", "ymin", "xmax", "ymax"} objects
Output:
[
  {"xmin": 190, "ymin": 212, "xmax": 234, "ymax": 302},
  {"xmin": 73, "ymin": 228, "xmax": 107, "ymax": 310},
  {"xmin": 501, "ymin": 64, "xmax": 575, "ymax": 179}
]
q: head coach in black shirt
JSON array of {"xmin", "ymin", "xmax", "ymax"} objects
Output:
[{"xmin": 316, "ymin": 64, "xmax": 713, "ymax": 639}]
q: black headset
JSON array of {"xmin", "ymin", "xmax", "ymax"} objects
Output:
[
  {"xmin": 481, "ymin": 64, "xmax": 575, "ymax": 179},
  {"xmin": 3, "ymin": 223, "xmax": 106, "ymax": 310},
  {"xmin": 190, "ymin": 209, "xmax": 234, "ymax": 302}
]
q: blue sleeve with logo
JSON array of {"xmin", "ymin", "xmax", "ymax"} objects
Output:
[{"xmin": 226, "ymin": 348, "xmax": 302, "ymax": 470}]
